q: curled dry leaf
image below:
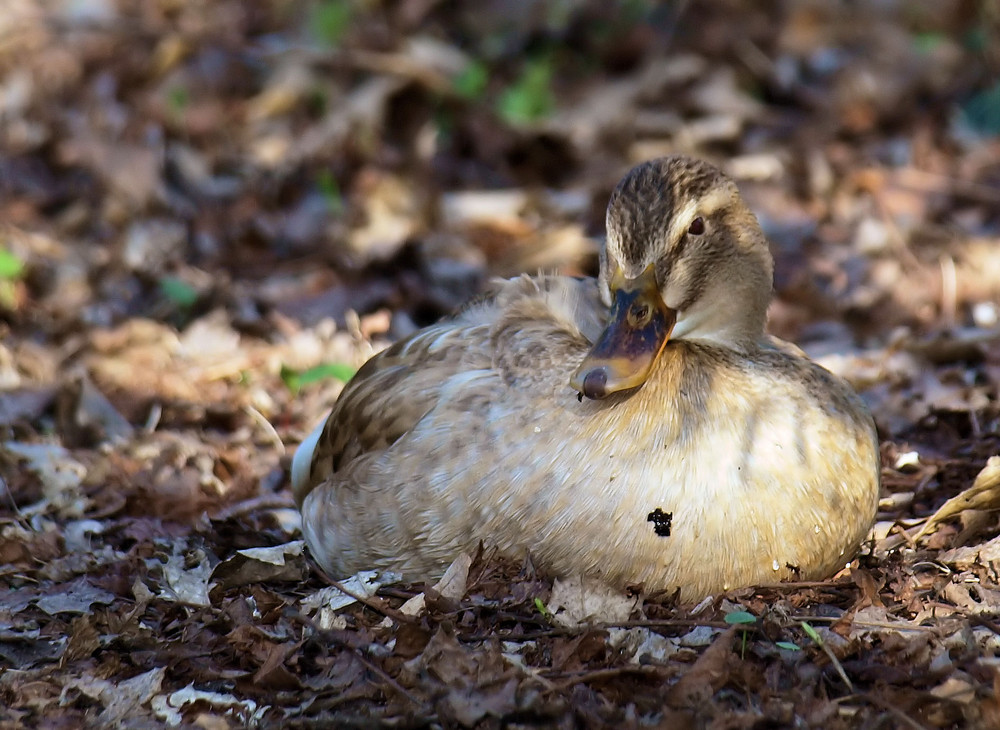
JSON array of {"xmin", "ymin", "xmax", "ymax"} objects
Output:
[{"xmin": 915, "ymin": 456, "xmax": 1000, "ymax": 542}]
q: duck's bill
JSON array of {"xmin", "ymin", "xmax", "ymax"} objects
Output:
[{"xmin": 570, "ymin": 266, "xmax": 676, "ymax": 400}]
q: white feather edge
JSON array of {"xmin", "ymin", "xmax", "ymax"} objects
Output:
[{"xmin": 291, "ymin": 416, "xmax": 328, "ymax": 500}]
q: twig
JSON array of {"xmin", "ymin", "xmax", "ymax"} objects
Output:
[
  {"xmin": 458, "ymin": 627, "xmax": 574, "ymax": 643},
  {"xmin": 143, "ymin": 402, "xmax": 162, "ymax": 433},
  {"xmin": 791, "ymin": 615, "xmax": 935, "ymax": 633},
  {"xmin": 751, "ymin": 578, "xmax": 855, "ymax": 591},
  {"xmin": 801, "ymin": 621, "xmax": 853, "ymax": 692},
  {"xmin": 294, "ymin": 611, "xmax": 424, "ymax": 709},
  {"xmin": 244, "ymin": 404, "xmax": 285, "ymax": 455},
  {"xmin": 601, "ymin": 619, "xmax": 732, "ymax": 630},
  {"xmin": 939, "ymin": 254, "xmax": 958, "ymax": 327},
  {"xmin": 969, "ymin": 614, "xmax": 1000, "ymax": 637},
  {"xmin": 890, "ymin": 521, "xmax": 920, "ymax": 549},
  {"xmin": 311, "ymin": 560, "xmax": 418, "ymax": 625},
  {"xmin": 838, "ymin": 693, "xmax": 930, "ymax": 730},
  {"xmin": 0, "ymin": 474, "xmax": 23, "ymax": 517},
  {"xmin": 338, "ymin": 639, "xmax": 423, "ymax": 709},
  {"xmin": 545, "ymin": 665, "xmax": 670, "ymax": 692}
]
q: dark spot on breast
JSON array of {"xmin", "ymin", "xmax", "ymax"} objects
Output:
[{"xmin": 647, "ymin": 508, "xmax": 673, "ymax": 537}]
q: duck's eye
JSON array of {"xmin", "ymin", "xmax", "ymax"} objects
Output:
[{"xmin": 688, "ymin": 217, "xmax": 705, "ymax": 235}]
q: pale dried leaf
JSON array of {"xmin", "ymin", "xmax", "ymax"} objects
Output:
[
  {"xmin": 210, "ymin": 541, "xmax": 307, "ymax": 593},
  {"xmin": 916, "ymin": 456, "xmax": 1000, "ymax": 540},
  {"xmin": 548, "ymin": 575, "xmax": 639, "ymax": 629},
  {"xmin": 65, "ymin": 667, "xmax": 164, "ymax": 727},
  {"xmin": 300, "ymin": 569, "xmax": 401, "ymax": 613},
  {"xmin": 433, "ymin": 552, "xmax": 472, "ymax": 601},
  {"xmin": 157, "ymin": 547, "xmax": 213, "ymax": 607},
  {"xmin": 607, "ymin": 627, "xmax": 680, "ymax": 664},
  {"xmin": 2, "ymin": 441, "xmax": 87, "ymax": 516},
  {"xmin": 151, "ymin": 684, "xmax": 267, "ymax": 727}
]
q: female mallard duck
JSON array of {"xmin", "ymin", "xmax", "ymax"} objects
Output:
[{"xmin": 291, "ymin": 156, "xmax": 880, "ymax": 601}]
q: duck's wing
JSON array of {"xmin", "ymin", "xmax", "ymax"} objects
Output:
[{"xmin": 291, "ymin": 274, "xmax": 605, "ymax": 505}]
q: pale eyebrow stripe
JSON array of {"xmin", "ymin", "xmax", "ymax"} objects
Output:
[{"xmin": 666, "ymin": 186, "xmax": 732, "ymax": 243}]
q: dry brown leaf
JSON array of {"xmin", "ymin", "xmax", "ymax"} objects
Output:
[{"xmin": 665, "ymin": 626, "xmax": 737, "ymax": 709}]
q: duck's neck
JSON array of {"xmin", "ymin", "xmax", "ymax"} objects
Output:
[
  {"xmin": 668, "ymin": 237, "xmax": 773, "ymax": 352},
  {"xmin": 669, "ymin": 289, "xmax": 769, "ymax": 353}
]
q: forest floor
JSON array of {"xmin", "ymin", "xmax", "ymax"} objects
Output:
[{"xmin": 2, "ymin": 1, "xmax": 1000, "ymax": 727}]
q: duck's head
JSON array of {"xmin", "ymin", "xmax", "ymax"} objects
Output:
[{"xmin": 570, "ymin": 156, "xmax": 774, "ymax": 400}]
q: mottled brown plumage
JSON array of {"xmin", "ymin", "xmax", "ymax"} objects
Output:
[{"xmin": 291, "ymin": 156, "xmax": 881, "ymax": 600}]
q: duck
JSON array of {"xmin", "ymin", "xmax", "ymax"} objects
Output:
[{"xmin": 290, "ymin": 155, "xmax": 881, "ymax": 602}]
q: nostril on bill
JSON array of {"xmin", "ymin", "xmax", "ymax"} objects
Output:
[{"xmin": 581, "ymin": 369, "xmax": 608, "ymax": 400}]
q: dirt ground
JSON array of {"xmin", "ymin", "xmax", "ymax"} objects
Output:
[{"xmin": 2, "ymin": 0, "xmax": 1000, "ymax": 727}]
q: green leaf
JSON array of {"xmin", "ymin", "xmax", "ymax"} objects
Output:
[
  {"xmin": 310, "ymin": 0, "xmax": 353, "ymax": 47},
  {"xmin": 316, "ymin": 169, "xmax": 343, "ymax": 215},
  {"xmin": 167, "ymin": 85, "xmax": 190, "ymax": 118},
  {"xmin": 453, "ymin": 60, "xmax": 489, "ymax": 100},
  {"xmin": 775, "ymin": 641, "xmax": 801, "ymax": 651},
  {"xmin": 534, "ymin": 597, "xmax": 552, "ymax": 620},
  {"xmin": 912, "ymin": 32, "xmax": 946, "ymax": 54},
  {"xmin": 724, "ymin": 610, "xmax": 756, "ymax": 625},
  {"xmin": 0, "ymin": 249, "xmax": 24, "ymax": 279},
  {"xmin": 498, "ymin": 57, "xmax": 555, "ymax": 125},
  {"xmin": 159, "ymin": 276, "xmax": 199, "ymax": 309},
  {"xmin": 800, "ymin": 621, "xmax": 822, "ymax": 643},
  {"xmin": 281, "ymin": 362, "xmax": 356, "ymax": 393}
]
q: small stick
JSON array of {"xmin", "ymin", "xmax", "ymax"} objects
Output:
[
  {"xmin": 801, "ymin": 621, "xmax": 853, "ymax": 692},
  {"xmin": 311, "ymin": 560, "xmax": 418, "ymax": 625}
]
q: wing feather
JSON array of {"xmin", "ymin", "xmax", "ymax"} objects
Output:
[{"xmin": 293, "ymin": 274, "xmax": 605, "ymax": 505}]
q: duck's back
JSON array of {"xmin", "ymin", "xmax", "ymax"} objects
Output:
[{"xmin": 293, "ymin": 274, "xmax": 605, "ymax": 504}]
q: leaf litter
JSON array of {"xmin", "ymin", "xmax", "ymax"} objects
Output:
[{"xmin": 2, "ymin": 0, "xmax": 1000, "ymax": 727}]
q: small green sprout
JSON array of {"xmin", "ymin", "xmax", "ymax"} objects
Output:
[
  {"xmin": 801, "ymin": 621, "xmax": 853, "ymax": 690},
  {"xmin": 453, "ymin": 60, "xmax": 489, "ymax": 100},
  {"xmin": 534, "ymin": 597, "xmax": 553, "ymax": 621},
  {"xmin": 498, "ymin": 56, "xmax": 555, "ymax": 125},
  {"xmin": 725, "ymin": 610, "xmax": 756, "ymax": 659},
  {"xmin": 0, "ymin": 249, "xmax": 24, "ymax": 279},
  {"xmin": 159, "ymin": 276, "xmax": 199, "ymax": 310},
  {"xmin": 281, "ymin": 363, "xmax": 356, "ymax": 394},
  {"xmin": 316, "ymin": 169, "xmax": 344, "ymax": 215},
  {"xmin": 0, "ymin": 248, "xmax": 24, "ymax": 310},
  {"xmin": 310, "ymin": 0, "xmax": 353, "ymax": 47}
]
